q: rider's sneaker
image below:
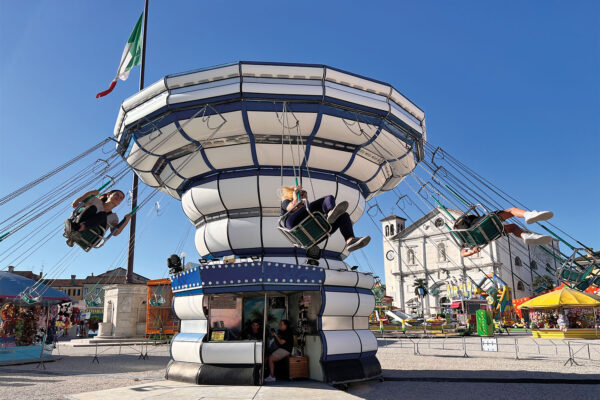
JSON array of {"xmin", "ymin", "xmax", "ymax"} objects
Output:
[
  {"xmin": 264, "ymin": 375, "xmax": 276, "ymax": 382},
  {"xmin": 524, "ymin": 210, "xmax": 554, "ymax": 224},
  {"xmin": 327, "ymin": 201, "xmax": 348, "ymax": 224},
  {"xmin": 522, "ymin": 232, "xmax": 553, "ymax": 245},
  {"xmin": 66, "ymin": 238, "xmax": 74, "ymax": 247},
  {"xmin": 347, "ymin": 236, "xmax": 371, "ymax": 252}
]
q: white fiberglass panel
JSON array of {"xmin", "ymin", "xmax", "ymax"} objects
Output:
[
  {"xmin": 167, "ymin": 65, "xmax": 240, "ymax": 89},
  {"xmin": 356, "ymin": 329, "xmax": 377, "ymax": 352},
  {"xmin": 127, "ymin": 143, "xmax": 158, "ymax": 172},
  {"xmin": 324, "ymin": 231, "xmax": 346, "ymax": 254},
  {"xmin": 242, "ymin": 64, "xmax": 323, "ymax": 80},
  {"xmin": 171, "ymin": 340, "xmax": 202, "ymax": 363},
  {"xmin": 228, "ymin": 218, "xmax": 261, "ymax": 249},
  {"xmin": 204, "ymin": 144, "xmax": 254, "ymax": 169},
  {"xmin": 114, "ymin": 107, "xmax": 126, "ymax": 137},
  {"xmin": 390, "ymin": 88, "xmax": 424, "ymax": 121},
  {"xmin": 187, "ymin": 181, "xmax": 223, "ymax": 215},
  {"xmin": 323, "ymin": 330, "xmax": 361, "ymax": 355},
  {"xmin": 181, "ymin": 191, "xmax": 203, "ymax": 221},
  {"xmin": 356, "ymin": 273, "xmax": 374, "ymax": 290},
  {"xmin": 349, "ymin": 194, "xmax": 365, "ymax": 223},
  {"xmin": 344, "ymin": 155, "xmax": 379, "ymax": 182},
  {"xmin": 194, "ymin": 225, "xmax": 209, "ymax": 255},
  {"xmin": 160, "ymin": 166, "xmax": 184, "ymax": 190},
  {"xmin": 356, "ymin": 293, "xmax": 376, "ymax": 317},
  {"xmin": 365, "ymin": 130, "xmax": 410, "ymax": 160},
  {"xmin": 168, "ymin": 82, "xmax": 240, "ymax": 105},
  {"xmin": 307, "ymin": 179, "xmax": 336, "ymax": 203},
  {"xmin": 247, "ymin": 111, "xmax": 315, "ymax": 136},
  {"xmin": 389, "ymin": 154, "xmax": 416, "ymax": 177},
  {"xmin": 307, "ymin": 147, "xmax": 352, "ymax": 173},
  {"xmin": 243, "ymin": 82, "xmax": 322, "ymax": 97},
  {"xmin": 324, "ymin": 269, "xmax": 358, "ymax": 287},
  {"xmin": 353, "ymin": 316, "xmax": 369, "ymax": 330},
  {"xmin": 136, "ymin": 123, "xmax": 190, "ymax": 156},
  {"xmin": 201, "ymin": 342, "xmax": 260, "ymax": 364},
  {"xmin": 173, "ymin": 295, "xmax": 206, "ymax": 320},
  {"xmin": 137, "ymin": 171, "xmax": 160, "ymax": 188},
  {"xmin": 365, "ymin": 168, "xmax": 389, "ymax": 193},
  {"xmin": 170, "ymin": 152, "xmax": 211, "ymax": 178},
  {"xmin": 390, "ymin": 104, "xmax": 423, "ymax": 133},
  {"xmin": 336, "ymin": 183, "xmax": 360, "ymax": 215},
  {"xmin": 255, "ymin": 143, "xmax": 306, "ymax": 167},
  {"xmin": 321, "ymin": 316, "xmax": 354, "ymax": 331},
  {"xmin": 204, "ymin": 219, "xmax": 230, "ymax": 253},
  {"xmin": 123, "ymin": 79, "xmax": 168, "ymax": 112},
  {"xmin": 219, "ymin": 177, "xmax": 259, "ymax": 210},
  {"xmin": 323, "ymin": 291, "xmax": 358, "ymax": 316},
  {"xmin": 180, "ymin": 319, "xmax": 208, "ymax": 333},
  {"xmin": 325, "ymin": 68, "xmax": 389, "ymax": 97},
  {"xmin": 123, "ymin": 91, "xmax": 169, "ymax": 127},
  {"xmin": 261, "ymin": 217, "xmax": 291, "ymax": 248},
  {"xmin": 258, "ymin": 175, "xmax": 297, "ymax": 208},
  {"xmin": 315, "ymin": 115, "xmax": 371, "ymax": 145},
  {"xmin": 324, "ymin": 82, "xmax": 388, "ymax": 112},
  {"xmin": 180, "ymin": 111, "xmax": 245, "ymax": 141},
  {"xmin": 324, "ymin": 259, "xmax": 348, "ymax": 271}
]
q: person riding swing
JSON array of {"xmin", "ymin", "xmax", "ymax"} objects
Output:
[
  {"xmin": 456, "ymin": 207, "xmax": 554, "ymax": 257},
  {"xmin": 279, "ymin": 185, "xmax": 370, "ymax": 253},
  {"xmin": 64, "ymin": 189, "xmax": 132, "ymax": 248}
]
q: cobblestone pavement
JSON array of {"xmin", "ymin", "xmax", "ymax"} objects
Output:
[{"xmin": 1, "ymin": 337, "xmax": 599, "ymax": 400}]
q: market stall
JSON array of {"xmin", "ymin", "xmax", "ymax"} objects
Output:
[
  {"xmin": 0, "ymin": 272, "xmax": 72, "ymax": 364},
  {"xmin": 518, "ymin": 287, "xmax": 600, "ymax": 339}
]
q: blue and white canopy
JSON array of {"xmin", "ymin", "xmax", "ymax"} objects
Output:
[
  {"xmin": 114, "ymin": 61, "xmax": 426, "ymax": 201},
  {"xmin": 0, "ymin": 272, "xmax": 72, "ymax": 305}
]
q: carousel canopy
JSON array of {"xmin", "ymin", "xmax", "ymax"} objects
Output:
[
  {"xmin": 518, "ymin": 287, "xmax": 600, "ymax": 309},
  {"xmin": 0, "ymin": 272, "xmax": 72, "ymax": 305}
]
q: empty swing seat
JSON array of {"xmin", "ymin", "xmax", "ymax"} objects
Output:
[{"xmin": 451, "ymin": 213, "xmax": 505, "ymax": 248}]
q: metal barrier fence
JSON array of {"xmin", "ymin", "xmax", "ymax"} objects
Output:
[{"xmin": 377, "ymin": 334, "xmax": 600, "ymax": 365}]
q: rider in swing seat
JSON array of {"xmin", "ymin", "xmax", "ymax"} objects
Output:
[
  {"xmin": 280, "ymin": 185, "xmax": 370, "ymax": 253},
  {"xmin": 458, "ymin": 207, "xmax": 554, "ymax": 257},
  {"xmin": 64, "ymin": 189, "xmax": 131, "ymax": 247}
]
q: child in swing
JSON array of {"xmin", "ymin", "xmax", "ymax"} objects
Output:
[
  {"xmin": 280, "ymin": 185, "xmax": 370, "ymax": 253},
  {"xmin": 64, "ymin": 189, "xmax": 131, "ymax": 246},
  {"xmin": 459, "ymin": 208, "xmax": 554, "ymax": 257}
]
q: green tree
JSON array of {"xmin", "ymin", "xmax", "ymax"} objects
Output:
[
  {"xmin": 533, "ymin": 275, "xmax": 555, "ymax": 291},
  {"xmin": 413, "ymin": 278, "xmax": 429, "ymax": 297}
]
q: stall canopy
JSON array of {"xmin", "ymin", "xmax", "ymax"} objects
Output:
[
  {"xmin": 0, "ymin": 272, "xmax": 72, "ymax": 305},
  {"xmin": 518, "ymin": 287, "xmax": 600, "ymax": 310}
]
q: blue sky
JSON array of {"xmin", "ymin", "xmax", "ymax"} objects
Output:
[{"xmin": 1, "ymin": 1, "xmax": 598, "ymax": 283}]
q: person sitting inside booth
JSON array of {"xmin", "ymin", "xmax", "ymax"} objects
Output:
[
  {"xmin": 459, "ymin": 208, "xmax": 554, "ymax": 257},
  {"xmin": 264, "ymin": 319, "xmax": 294, "ymax": 382},
  {"xmin": 243, "ymin": 320, "xmax": 262, "ymax": 341},
  {"xmin": 280, "ymin": 185, "xmax": 370, "ymax": 253}
]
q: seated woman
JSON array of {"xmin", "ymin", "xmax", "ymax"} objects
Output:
[
  {"xmin": 64, "ymin": 189, "xmax": 131, "ymax": 246},
  {"xmin": 264, "ymin": 319, "xmax": 294, "ymax": 382},
  {"xmin": 280, "ymin": 185, "xmax": 370, "ymax": 253},
  {"xmin": 459, "ymin": 208, "xmax": 553, "ymax": 257}
]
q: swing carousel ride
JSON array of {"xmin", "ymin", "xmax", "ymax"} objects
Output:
[
  {"xmin": 1, "ymin": 60, "xmax": 598, "ymax": 387},
  {"xmin": 113, "ymin": 61, "xmax": 426, "ymax": 385}
]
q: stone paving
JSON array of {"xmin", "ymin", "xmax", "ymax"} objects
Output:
[{"xmin": 0, "ymin": 337, "xmax": 599, "ymax": 400}]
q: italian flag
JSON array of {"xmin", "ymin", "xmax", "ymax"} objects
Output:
[{"xmin": 96, "ymin": 13, "xmax": 144, "ymax": 98}]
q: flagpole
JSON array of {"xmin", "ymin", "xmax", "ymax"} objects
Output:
[{"xmin": 126, "ymin": 0, "xmax": 148, "ymax": 284}]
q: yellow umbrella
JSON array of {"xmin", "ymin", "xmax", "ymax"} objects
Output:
[{"xmin": 518, "ymin": 287, "xmax": 600, "ymax": 309}]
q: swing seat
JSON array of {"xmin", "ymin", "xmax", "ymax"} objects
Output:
[
  {"xmin": 278, "ymin": 206, "xmax": 331, "ymax": 250},
  {"xmin": 85, "ymin": 298, "xmax": 102, "ymax": 307},
  {"xmin": 451, "ymin": 207, "xmax": 505, "ymax": 248},
  {"xmin": 20, "ymin": 290, "xmax": 41, "ymax": 305},
  {"xmin": 150, "ymin": 296, "xmax": 166, "ymax": 307},
  {"xmin": 66, "ymin": 226, "xmax": 108, "ymax": 252}
]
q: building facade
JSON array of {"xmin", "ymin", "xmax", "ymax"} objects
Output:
[{"xmin": 382, "ymin": 209, "xmax": 560, "ymax": 315}]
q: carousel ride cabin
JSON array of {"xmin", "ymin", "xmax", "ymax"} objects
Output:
[{"xmin": 114, "ymin": 61, "xmax": 426, "ymax": 386}]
